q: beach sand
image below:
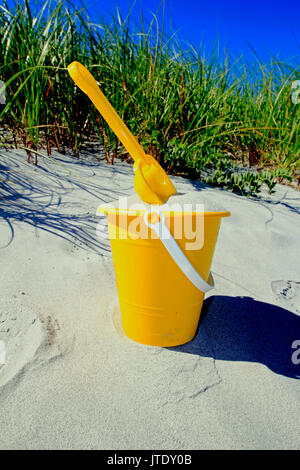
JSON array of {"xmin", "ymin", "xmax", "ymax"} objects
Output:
[{"xmin": 0, "ymin": 148, "xmax": 299, "ymax": 449}]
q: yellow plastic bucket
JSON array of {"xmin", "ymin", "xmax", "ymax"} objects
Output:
[{"xmin": 98, "ymin": 204, "xmax": 230, "ymax": 347}]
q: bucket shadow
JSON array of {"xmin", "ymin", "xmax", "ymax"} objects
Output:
[{"xmin": 170, "ymin": 296, "xmax": 300, "ymax": 379}]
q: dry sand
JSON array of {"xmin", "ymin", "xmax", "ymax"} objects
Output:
[
  {"xmin": 0, "ymin": 148, "xmax": 299, "ymax": 449},
  {"xmin": 99, "ymin": 189, "xmax": 228, "ymax": 213}
]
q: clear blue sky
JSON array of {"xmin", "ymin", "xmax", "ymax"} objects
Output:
[
  {"xmin": 82, "ymin": 0, "xmax": 300, "ymax": 64},
  {"xmin": 6, "ymin": 0, "xmax": 300, "ymax": 64}
]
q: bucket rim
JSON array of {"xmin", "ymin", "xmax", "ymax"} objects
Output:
[{"xmin": 97, "ymin": 206, "xmax": 231, "ymax": 218}]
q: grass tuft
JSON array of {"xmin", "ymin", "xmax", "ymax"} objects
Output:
[{"xmin": 0, "ymin": 0, "xmax": 299, "ymax": 191}]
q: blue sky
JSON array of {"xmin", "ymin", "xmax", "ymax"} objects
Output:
[
  {"xmin": 82, "ymin": 0, "xmax": 300, "ymax": 64},
  {"xmin": 5, "ymin": 0, "xmax": 300, "ymax": 64}
]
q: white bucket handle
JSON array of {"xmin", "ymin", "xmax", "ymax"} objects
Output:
[{"xmin": 143, "ymin": 210, "xmax": 214, "ymax": 293}]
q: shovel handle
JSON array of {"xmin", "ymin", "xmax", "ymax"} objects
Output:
[{"xmin": 67, "ymin": 61, "xmax": 146, "ymax": 163}]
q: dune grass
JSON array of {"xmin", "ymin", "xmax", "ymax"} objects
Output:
[{"xmin": 0, "ymin": 0, "xmax": 299, "ymax": 193}]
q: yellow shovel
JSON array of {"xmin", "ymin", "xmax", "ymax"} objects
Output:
[{"xmin": 67, "ymin": 61, "xmax": 177, "ymax": 204}]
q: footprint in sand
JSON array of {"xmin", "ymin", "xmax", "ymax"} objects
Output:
[
  {"xmin": 271, "ymin": 280, "xmax": 300, "ymax": 315},
  {"xmin": 0, "ymin": 299, "xmax": 73, "ymax": 392}
]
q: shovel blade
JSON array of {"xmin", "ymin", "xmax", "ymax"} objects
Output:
[{"xmin": 133, "ymin": 155, "xmax": 177, "ymax": 205}]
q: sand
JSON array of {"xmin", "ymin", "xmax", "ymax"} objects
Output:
[
  {"xmin": 99, "ymin": 190, "xmax": 228, "ymax": 213},
  {"xmin": 0, "ymin": 148, "xmax": 299, "ymax": 450}
]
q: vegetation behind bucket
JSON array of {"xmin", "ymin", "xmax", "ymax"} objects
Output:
[{"xmin": 0, "ymin": 0, "xmax": 299, "ymax": 194}]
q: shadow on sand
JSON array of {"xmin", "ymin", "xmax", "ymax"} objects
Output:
[
  {"xmin": 0, "ymin": 151, "xmax": 132, "ymax": 252},
  {"xmin": 170, "ymin": 296, "xmax": 300, "ymax": 379}
]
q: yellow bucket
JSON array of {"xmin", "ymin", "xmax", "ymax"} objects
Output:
[{"xmin": 98, "ymin": 204, "xmax": 230, "ymax": 347}]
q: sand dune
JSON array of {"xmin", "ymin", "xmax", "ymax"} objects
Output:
[{"xmin": 0, "ymin": 149, "xmax": 299, "ymax": 449}]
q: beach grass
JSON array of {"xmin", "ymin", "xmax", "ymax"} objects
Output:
[{"xmin": 0, "ymin": 0, "xmax": 299, "ymax": 193}]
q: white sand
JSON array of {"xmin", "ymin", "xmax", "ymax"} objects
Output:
[
  {"xmin": 100, "ymin": 190, "xmax": 228, "ymax": 213},
  {"xmin": 0, "ymin": 148, "xmax": 300, "ymax": 450}
]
